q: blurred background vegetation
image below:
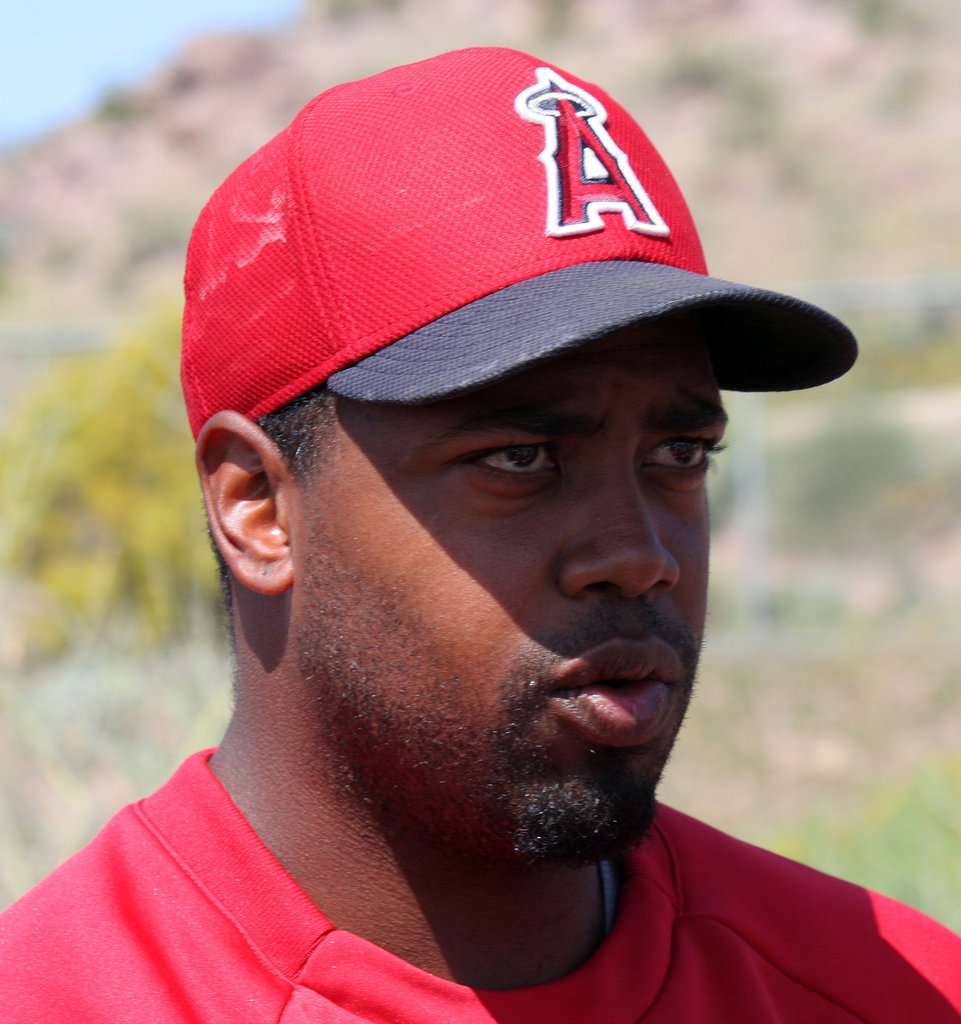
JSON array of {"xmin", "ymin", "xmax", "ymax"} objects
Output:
[{"xmin": 2, "ymin": 0, "xmax": 960, "ymax": 933}]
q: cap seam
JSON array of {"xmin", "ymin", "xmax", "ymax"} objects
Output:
[{"xmin": 287, "ymin": 97, "xmax": 342, "ymax": 359}]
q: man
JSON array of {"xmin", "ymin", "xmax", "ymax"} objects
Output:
[{"xmin": 2, "ymin": 47, "xmax": 959, "ymax": 1021}]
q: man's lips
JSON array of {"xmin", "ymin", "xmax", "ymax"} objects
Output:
[{"xmin": 546, "ymin": 637, "xmax": 684, "ymax": 749}]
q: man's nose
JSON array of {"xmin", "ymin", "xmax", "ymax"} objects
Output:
[{"xmin": 554, "ymin": 489, "xmax": 681, "ymax": 601}]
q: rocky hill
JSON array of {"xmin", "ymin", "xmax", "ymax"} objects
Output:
[{"xmin": 0, "ymin": 0, "xmax": 959, "ymax": 325}]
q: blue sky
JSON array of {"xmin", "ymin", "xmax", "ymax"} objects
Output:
[{"xmin": 2, "ymin": 0, "xmax": 301, "ymax": 146}]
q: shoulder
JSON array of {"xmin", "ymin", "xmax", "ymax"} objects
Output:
[{"xmin": 643, "ymin": 804, "xmax": 961, "ymax": 1016}]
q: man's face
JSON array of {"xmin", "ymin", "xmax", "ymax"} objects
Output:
[{"xmin": 290, "ymin": 317, "xmax": 725, "ymax": 867}]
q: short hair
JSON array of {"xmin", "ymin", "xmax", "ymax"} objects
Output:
[
  {"xmin": 257, "ymin": 385, "xmax": 338, "ymax": 479},
  {"xmin": 210, "ymin": 386, "xmax": 338, "ymax": 617}
]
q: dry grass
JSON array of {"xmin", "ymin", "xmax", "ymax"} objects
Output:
[{"xmin": 0, "ymin": 633, "xmax": 229, "ymax": 907}]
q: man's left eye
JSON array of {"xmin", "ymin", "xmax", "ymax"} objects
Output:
[
  {"xmin": 479, "ymin": 444, "xmax": 555, "ymax": 473},
  {"xmin": 649, "ymin": 439, "xmax": 715, "ymax": 469}
]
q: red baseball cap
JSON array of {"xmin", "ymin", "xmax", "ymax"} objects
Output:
[{"xmin": 181, "ymin": 47, "xmax": 856, "ymax": 437}]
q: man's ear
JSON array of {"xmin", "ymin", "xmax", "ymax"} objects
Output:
[{"xmin": 196, "ymin": 411, "xmax": 295, "ymax": 595}]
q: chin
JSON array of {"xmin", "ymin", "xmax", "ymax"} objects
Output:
[{"xmin": 507, "ymin": 764, "xmax": 662, "ymax": 867}]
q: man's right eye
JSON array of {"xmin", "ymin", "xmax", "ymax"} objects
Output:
[{"xmin": 477, "ymin": 444, "xmax": 556, "ymax": 473}]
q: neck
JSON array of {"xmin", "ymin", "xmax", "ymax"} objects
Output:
[{"xmin": 211, "ymin": 722, "xmax": 608, "ymax": 989}]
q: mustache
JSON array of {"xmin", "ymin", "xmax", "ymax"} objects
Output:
[{"xmin": 530, "ymin": 599, "xmax": 700, "ymax": 670}]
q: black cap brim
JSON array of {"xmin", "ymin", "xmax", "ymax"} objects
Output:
[{"xmin": 327, "ymin": 260, "xmax": 857, "ymax": 402}]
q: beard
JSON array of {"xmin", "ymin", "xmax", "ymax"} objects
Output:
[{"xmin": 297, "ymin": 559, "xmax": 700, "ymax": 869}]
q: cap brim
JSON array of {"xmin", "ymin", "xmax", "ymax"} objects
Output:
[{"xmin": 327, "ymin": 260, "xmax": 857, "ymax": 403}]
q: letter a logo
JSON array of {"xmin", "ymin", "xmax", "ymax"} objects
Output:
[{"xmin": 515, "ymin": 68, "xmax": 670, "ymax": 239}]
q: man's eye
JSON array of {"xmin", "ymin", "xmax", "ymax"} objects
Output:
[
  {"xmin": 478, "ymin": 444, "xmax": 555, "ymax": 473},
  {"xmin": 649, "ymin": 438, "xmax": 720, "ymax": 470}
]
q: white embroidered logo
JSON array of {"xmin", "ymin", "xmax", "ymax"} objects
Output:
[{"xmin": 515, "ymin": 68, "xmax": 670, "ymax": 239}]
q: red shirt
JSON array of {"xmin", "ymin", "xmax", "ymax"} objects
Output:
[{"xmin": 1, "ymin": 750, "xmax": 959, "ymax": 1022}]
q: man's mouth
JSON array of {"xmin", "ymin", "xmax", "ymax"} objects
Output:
[{"xmin": 547, "ymin": 638, "xmax": 684, "ymax": 749}]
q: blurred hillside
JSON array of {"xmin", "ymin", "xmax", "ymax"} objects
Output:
[
  {"xmin": 2, "ymin": 0, "xmax": 961, "ymax": 925},
  {"xmin": 1, "ymin": 0, "xmax": 959, "ymax": 321}
]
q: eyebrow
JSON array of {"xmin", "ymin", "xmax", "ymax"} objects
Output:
[
  {"xmin": 430, "ymin": 404, "xmax": 602, "ymax": 443},
  {"xmin": 431, "ymin": 393, "xmax": 727, "ymax": 445},
  {"xmin": 647, "ymin": 394, "xmax": 728, "ymax": 433}
]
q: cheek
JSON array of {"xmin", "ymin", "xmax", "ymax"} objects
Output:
[
  {"xmin": 665, "ymin": 507, "xmax": 711, "ymax": 617},
  {"xmin": 302, "ymin": 479, "xmax": 539, "ymax": 668}
]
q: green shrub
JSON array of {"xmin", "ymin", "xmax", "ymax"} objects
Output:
[
  {"xmin": 773, "ymin": 754, "xmax": 961, "ymax": 932},
  {"xmin": 0, "ymin": 307, "xmax": 218, "ymax": 654},
  {"xmin": 655, "ymin": 47, "xmax": 782, "ymax": 152},
  {"xmin": 95, "ymin": 86, "xmax": 149, "ymax": 125}
]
